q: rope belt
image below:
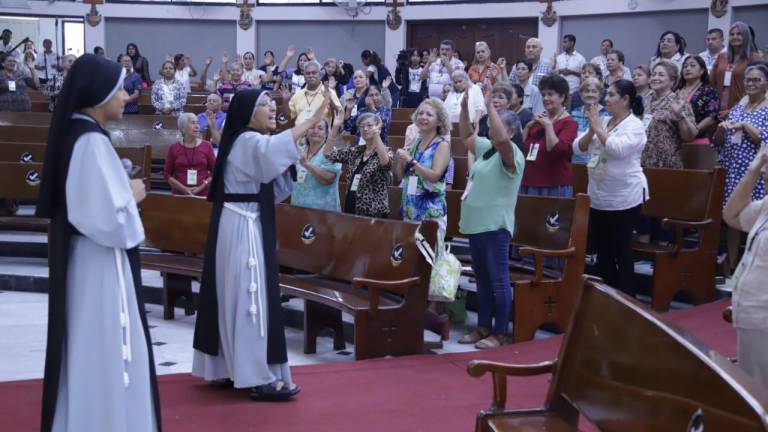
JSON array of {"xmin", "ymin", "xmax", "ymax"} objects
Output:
[
  {"xmin": 224, "ymin": 202, "xmax": 266, "ymax": 337},
  {"xmin": 113, "ymin": 248, "xmax": 132, "ymax": 387}
]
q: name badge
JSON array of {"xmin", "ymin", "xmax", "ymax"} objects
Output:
[
  {"xmin": 350, "ymin": 174, "xmax": 362, "ymax": 192},
  {"xmin": 732, "ymin": 130, "xmax": 743, "ymax": 144},
  {"xmin": 587, "ymin": 153, "xmax": 600, "ymax": 168},
  {"xmin": 461, "ymin": 180, "xmax": 473, "ymax": 201},
  {"xmin": 407, "ymin": 176, "xmax": 419, "ymax": 195},
  {"xmin": 526, "ymin": 143, "xmax": 540, "ymax": 161},
  {"xmin": 723, "ymin": 71, "xmax": 733, "ymax": 87},
  {"xmin": 357, "ymin": 136, "xmax": 365, "ymax": 146},
  {"xmin": 8, "ymin": 81, "xmax": 16, "ymax": 92},
  {"xmin": 186, "ymin": 169, "xmax": 198, "ymax": 186},
  {"xmin": 297, "ymin": 168, "xmax": 308, "ymax": 184},
  {"xmin": 303, "ymin": 107, "xmax": 314, "ymax": 118},
  {"xmin": 351, "ymin": 104, "xmax": 358, "ymax": 117}
]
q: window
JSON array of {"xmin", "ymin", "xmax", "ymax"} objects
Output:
[{"xmin": 62, "ymin": 20, "xmax": 84, "ymax": 57}]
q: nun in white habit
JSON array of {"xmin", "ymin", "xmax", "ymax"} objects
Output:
[
  {"xmin": 192, "ymin": 88, "xmax": 332, "ymax": 400},
  {"xmin": 36, "ymin": 54, "xmax": 162, "ymax": 431}
]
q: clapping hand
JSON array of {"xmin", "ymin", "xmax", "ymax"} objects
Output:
[
  {"xmin": 382, "ymin": 76, "xmax": 392, "ymax": 89},
  {"xmin": 535, "ymin": 112, "xmax": 553, "ymax": 128},
  {"xmin": 165, "ymin": 54, "xmax": 173, "ymax": 62},
  {"xmin": 204, "ymin": 56, "xmax": 213, "ymax": 66},
  {"xmin": 213, "ymin": 72, "xmax": 221, "ymax": 83},
  {"xmin": 306, "ymin": 47, "xmax": 315, "ymax": 60},
  {"xmin": 221, "ymin": 52, "xmax": 230, "ymax": 65},
  {"xmin": 428, "ymin": 48, "xmax": 438, "ymax": 64},
  {"xmin": 719, "ymin": 120, "xmax": 743, "ymax": 131},
  {"xmin": 497, "ymin": 57, "xmax": 506, "ymax": 68},
  {"xmin": 395, "ymin": 148, "xmax": 411, "ymax": 164},
  {"xmin": 586, "ymin": 104, "xmax": 601, "ymax": 132},
  {"xmin": 669, "ymin": 96, "xmax": 686, "ymax": 118},
  {"xmin": 279, "ymin": 82, "xmax": 291, "ymax": 101},
  {"xmin": 344, "ymin": 96, "xmax": 357, "ymax": 111},
  {"xmin": 286, "ymin": 45, "xmax": 296, "ymax": 58}
]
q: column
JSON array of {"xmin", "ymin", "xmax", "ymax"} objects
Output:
[
  {"xmin": 537, "ymin": 16, "xmax": 561, "ymax": 67},
  {"xmin": 384, "ymin": 21, "xmax": 406, "ymax": 75},
  {"xmin": 84, "ymin": 17, "xmax": 105, "ymax": 55},
  {"xmin": 237, "ymin": 19, "xmax": 256, "ymax": 56}
]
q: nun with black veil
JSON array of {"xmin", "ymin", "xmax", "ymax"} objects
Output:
[
  {"xmin": 192, "ymin": 88, "xmax": 332, "ymax": 400},
  {"xmin": 36, "ymin": 54, "xmax": 162, "ymax": 431}
]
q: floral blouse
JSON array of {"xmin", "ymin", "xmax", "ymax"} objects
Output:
[
  {"xmin": 687, "ymin": 84, "xmax": 719, "ymax": 138},
  {"xmin": 291, "ymin": 145, "xmax": 342, "ymax": 212},
  {"xmin": 0, "ymin": 70, "xmax": 36, "ymax": 112},
  {"xmin": 641, "ymin": 91, "xmax": 695, "ymax": 168},
  {"xmin": 42, "ymin": 71, "xmax": 66, "ymax": 112},
  {"xmin": 400, "ymin": 137, "xmax": 448, "ymax": 221},
  {"xmin": 151, "ymin": 78, "xmax": 187, "ymax": 116},
  {"xmin": 328, "ymin": 145, "xmax": 393, "ymax": 218}
]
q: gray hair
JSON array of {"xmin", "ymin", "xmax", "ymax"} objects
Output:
[
  {"xmin": 496, "ymin": 109, "xmax": 522, "ymax": 138},
  {"xmin": 451, "ymin": 69, "xmax": 469, "ymax": 81},
  {"xmin": 745, "ymin": 64, "xmax": 768, "ymax": 81},
  {"xmin": 729, "ymin": 21, "xmax": 757, "ymax": 64},
  {"xmin": 579, "ymin": 77, "xmax": 604, "ymax": 93},
  {"xmin": 177, "ymin": 112, "xmax": 198, "ymax": 133},
  {"xmin": 304, "ymin": 60, "xmax": 323, "ymax": 72},
  {"xmin": 356, "ymin": 112, "xmax": 382, "ymax": 129}
]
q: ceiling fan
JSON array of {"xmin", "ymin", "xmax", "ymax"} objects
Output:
[{"xmin": 334, "ymin": 0, "xmax": 371, "ymax": 19}]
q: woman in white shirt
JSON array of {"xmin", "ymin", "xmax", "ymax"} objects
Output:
[
  {"xmin": 574, "ymin": 79, "xmax": 647, "ymax": 296},
  {"xmin": 723, "ymin": 147, "xmax": 768, "ymax": 390},
  {"xmin": 444, "ymin": 69, "xmax": 486, "ymax": 124},
  {"xmin": 173, "ymin": 53, "xmax": 197, "ymax": 93}
]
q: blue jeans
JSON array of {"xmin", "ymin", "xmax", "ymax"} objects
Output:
[{"xmin": 469, "ymin": 229, "xmax": 512, "ymax": 335}]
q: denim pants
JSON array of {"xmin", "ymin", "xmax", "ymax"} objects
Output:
[{"xmin": 468, "ymin": 229, "xmax": 512, "ymax": 335}]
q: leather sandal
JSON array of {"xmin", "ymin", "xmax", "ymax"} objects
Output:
[
  {"xmin": 458, "ymin": 328, "xmax": 490, "ymax": 344},
  {"xmin": 475, "ymin": 334, "xmax": 508, "ymax": 349}
]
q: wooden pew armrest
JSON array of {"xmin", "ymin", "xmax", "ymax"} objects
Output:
[
  {"xmin": 660, "ymin": 218, "xmax": 712, "ymax": 255},
  {"xmin": 518, "ymin": 246, "xmax": 575, "ymax": 285},
  {"xmin": 352, "ymin": 276, "xmax": 421, "ymax": 314},
  {"xmin": 467, "ymin": 360, "xmax": 557, "ymax": 411}
]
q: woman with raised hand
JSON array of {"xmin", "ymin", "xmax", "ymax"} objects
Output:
[
  {"xmin": 292, "ymin": 115, "xmax": 343, "ymax": 212},
  {"xmin": 193, "ymin": 88, "xmax": 332, "ymax": 401}
]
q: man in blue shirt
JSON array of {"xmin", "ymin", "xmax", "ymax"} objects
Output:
[{"xmin": 197, "ymin": 93, "xmax": 226, "ymax": 145}]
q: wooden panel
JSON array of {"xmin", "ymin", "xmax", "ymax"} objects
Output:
[
  {"xmin": 682, "ymin": 143, "xmax": 717, "ymax": 170},
  {"xmin": 140, "ymin": 193, "xmax": 212, "ymax": 255},
  {"xmin": 0, "ymin": 162, "xmax": 43, "ymax": 200},
  {"xmin": 452, "ymin": 156, "xmax": 468, "ymax": 190},
  {"xmin": 407, "ymin": 18, "xmax": 538, "ymax": 76},
  {"xmin": 0, "ymin": 142, "xmax": 46, "ymax": 163}
]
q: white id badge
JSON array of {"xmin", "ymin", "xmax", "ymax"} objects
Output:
[
  {"xmin": 350, "ymin": 174, "xmax": 362, "ymax": 192},
  {"xmin": 732, "ymin": 130, "xmax": 743, "ymax": 144},
  {"xmin": 723, "ymin": 71, "xmax": 733, "ymax": 87},
  {"xmin": 587, "ymin": 153, "xmax": 600, "ymax": 168},
  {"xmin": 8, "ymin": 81, "xmax": 16, "ymax": 92},
  {"xmin": 526, "ymin": 143, "xmax": 540, "ymax": 161},
  {"xmin": 296, "ymin": 168, "xmax": 308, "ymax": 183},
  {"xmin": 351, "ymin": 104, "xmax": 358, "ymax": 117},
  {"xmin": 407, "ymin": 176, "xmax": 418, "ymax": 195},
  {"xmin": 186, "ymin": 169, "xmax": 198, "ymax": 186},
  {"xmin": 304, "ymin": 107, "xmax": 313, "ymax": 118},
  {"xmin": 461, "ymin": 180, "xmax": 473, "ymax": 201}
]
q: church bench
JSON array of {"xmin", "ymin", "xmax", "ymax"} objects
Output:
[
  {"xmin": 139, "ymin": 193, "xmax": 210, "ymax": 320},
  {"xmin": 0, "ymin": 111, "xmax": 180, "ymax": 130},
  {"xmin": 392, "ymin": 108, "xmax": 415, "ymax": 122},
  {"xmin": 138, "ymin": 93, "xmax": 208, "ymax": 106},
  {"xmin": 136, "ymin": 104, "xmax": 206, "ymax": 115},
  {"xmin": 276, "ymin": 204, "xmax": 438, "ymax": 360},
  {"xmin": 573, "ymin": 164, "xmax": 725, "ymax": 312},
  {"xmin": 468, "ymin": 277, "xmax": 768, "ymax": 432},
  {"xmin": 682, "ymin": 143, "xmax": 718, "ymax": 170},
  {"xmin": 444, "ymin": 190, "xmax": 590, "ymax": 342}
]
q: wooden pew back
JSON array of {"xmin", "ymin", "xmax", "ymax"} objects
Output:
[
  {"xmin": 275, "ymin": 204, "xmax": 434, "ymax": 283},
  {"xmin": 0, "ymin": 162, "xmax": 43, "ymax": 200},
  {"xmin": 140, "ymin": 193, "xmax": 211, "ymax": 255},
  {"xmin": 554, "ymin": 279, "xmax": 768, "ymax": 431}
]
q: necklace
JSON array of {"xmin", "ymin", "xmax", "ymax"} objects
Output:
[
  {"xmin": 746, "ymin": 96, "xmax": 767, "ymax": 112},
  {"xmin": 679, "ymin": 81, "xmax": 701, "ymax": 100},
  {"xmin": 607, "ymin": 112, "xmax": 630, "ymax": 131},
  {"xmin": 306, "ymin": 141, "xmax": 324, "ymax": 161}
]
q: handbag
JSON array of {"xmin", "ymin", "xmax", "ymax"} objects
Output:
[{"xmin": 415, "ymin": 230, "xmax": 461, "ymax": 302}]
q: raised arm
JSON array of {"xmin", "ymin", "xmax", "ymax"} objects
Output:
[
  {"xmin": 724, "ymin": 148, "xmax": 768, "ymax": 231},
  {"xmin": 458, "ymin": 92, "xmax": 477, "ymax": 155},
  {"xmin": 486, "ymin": 96, "xmax": 517, "ymax": 172}
]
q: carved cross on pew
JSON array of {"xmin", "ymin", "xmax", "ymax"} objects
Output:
[
  {"xmin": 544, "ymin": 296, "xmax": 557, "ymax": 314},
  {"xmin": 385, "ymin": 0, "xmax": 404, "ymax": 11}
]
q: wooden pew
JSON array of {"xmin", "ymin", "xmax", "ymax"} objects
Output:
[
  {"xmin": 445, "ymin": 189, "xmax": 590, "ymax": 342},
  {"xmin": 0, "ymin": 112, "xmax": 179, "ymax": 130},
  {"xmin": 392, "ymin": 108, "xmax": 415, "ymax": 122},
  {"xmin": 140, "ymin": 193, "xmax": 210, "ymax": 319},
  {"xmin": 573, "ymin": 164, "xmax": 725, "ymax": 311},
  {"xmin": 468, "ymin": 277, "xmax": 768, "ymax": 432},
  {"xmin": 682, "ymin": 143, "xmax": 718, "ymax": 170},
  {"xmin": 277, "ymin": 204, "xmax": 438, "ymax": 360}
]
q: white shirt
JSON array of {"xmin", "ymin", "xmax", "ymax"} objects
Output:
[
  {"xmin": 556, "ymin": 50, "xmax": 586, "ymax": 94},
  {"xmin": 35, "ymin": 51, "xmax": 59, "ymax": 81},
  {"xmin": 444, "ymin": 83, "xmax": 486, "ymax": 123},
  {"xmin": 573, "ymin": 114, "xmax": 648, "ymax": 211},
  {"xmin": 650, "ymin": 52, "xmax": 686, "ymax": 72},
  {"xmin": 591, "ymin": 55, "xmax": 608, "ymax": 78},
  {"xmin": 427, "ymin": 57, "xmax": 465, "ymax": 98},
  {"xmin": 175, "ymin": 66, "xmax": 192, "ymax": 92},
  {"xmin": 408, "ymin": 67, "xmax": 423, "ymax": 93},
  {"xmin": 522, "ymin": 83, "xmax": 545, "ymax": 115},
  {"xmin": 733, "ymin": 197, "xmax": 768, "ymax": 329},
  {"xmin": 698, "ymin": 48, "xmax": 727, "ymax": 72},
  {"xmin": 242, "ymin": 68, "xmax": 265, "ymax": 87},
  {"xmin": 1, "ymin": 41, "xmax": 22, "ymax": 62}
]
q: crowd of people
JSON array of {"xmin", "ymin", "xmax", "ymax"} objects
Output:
[{"xmin": 4, "ymin": 19, "xmax": 768, "ymax": 416}]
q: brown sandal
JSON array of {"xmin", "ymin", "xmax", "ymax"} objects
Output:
[
  {"xmin": 458, "ymin": 328, "xmax": 490, "ymax": 344},
  {"xmin": 475, "ymin": 334, "xmax": 508, "ymax": 349}
]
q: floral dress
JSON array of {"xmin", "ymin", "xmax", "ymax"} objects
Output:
[
  {"xmin": 291, "ymin": 145, "xmax": 342, "ymax": 212},
  {"xmin": 641, "ymin": 91, "xmax": 695, "ymax": 168},
  {"xmin": 328, "ymin": 145, "xmax": 393, "ymax": 218},
  {"xmin": 688, "ymin": 84, "xmax": 719, "ymax": 139},
  {"xmin": 400, "ymin": 137, "xmax": 448, "ymax": 223},
  {"xmin": 718, "ymin": 104, "xmax": 768, "ymax": 207}
]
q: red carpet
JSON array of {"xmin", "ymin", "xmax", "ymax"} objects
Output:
[{"xmin": 0, "ymin": 300, "xmax": 733, "ymax": 432}]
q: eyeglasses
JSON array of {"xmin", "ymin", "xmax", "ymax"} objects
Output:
[{"xmin": 744, "ymin": 78, "xmax": 766, "ymax": 85}]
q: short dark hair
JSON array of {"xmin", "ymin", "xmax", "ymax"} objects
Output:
[
  {"xmin": 43, "ymin": 38, "xmax": 52, "ymax": 44},
  {"xmin": 607, "ymin": 49, "xmax": 625, "ymax": 64},
  {"xmin": 1, "ymin": 29, "xmax": 10, "ymax": 35},
  {"xmin": 602, "ymin": 39, "xmax": 614, "ymax": 48},
  {"xmin": 361, "ymin": 50, "xmax": 381, "ymax": 65},
  {"xmin": 538, "ymin": 73, "xmax": 570, "ymax": 98},
  {"xmin": 707, "ymin": 28, "xmax": 724, "ymax": 38},
  {"xmin": 581, "ymin": 63, "xmax": 603, "ymax": 81},
  {"xmin": 563, "ymin": 34, "xmax": 576, "ymax": 44},
  {"xmin": 93, "ymin": 46, "xmax": 104, "ymax": 55},
  {"xmin": 656, "ymin": 31, "xmax": 685, "ymax": 58},
  {"xmin": 440, "ymin": 40, "xmax": 456, "ymax": 51},
  {"xmin": 510, "ymin": 83, "xmax": 525, "ymax": 100},
  {"xmin": 514, "ymin": 59, "xmax": 533, "ymax": 72},
  {"xmin": 263, "ymin": 50, "xmax": 274, "ymax": 57},
  {"xmin": 676, "ymin": 55, "xmax": 711, "ymax": 89}
]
